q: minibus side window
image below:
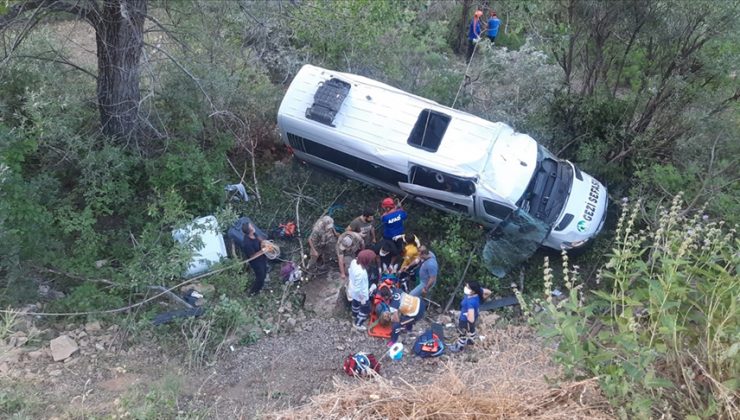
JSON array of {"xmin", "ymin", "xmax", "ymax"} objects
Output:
[
  {"xmin": 482, "ymin": 200, "xmax": 513, "ymax": 220},
  {"xmin": 409, "ymin": 165, "xmax": 475, "ymax": 196},
  {"xmin": 287, "ymin": 132, "xmax": 405, "ymax": 185}
]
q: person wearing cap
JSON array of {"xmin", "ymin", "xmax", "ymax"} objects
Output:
[
  {"xmin": 348, "ymin": 249, "xmax": 377, "ymax": 331},
  {"xmin": 346, "ymin": 207, "xmax": 376, "ymax": 248},
  {"xmin": 239, "ymin": 223, "xmax": 268, "ymax": 296},
  {"xmin": 336, "ymin": 230, "xmax": 364, "ymax": 282},
  {"xmin": 487, "ymin": 10, "xmax": 500, "ymax": 43},
  {"xmin": 449, "ymin": 281, "xmax": 492, "ymax": 352},
  {"xmin": 308, "ymin": 215, "xmax": 338, "ymax": 269},
  {"xmin": 380, "ymin": 197, "xmax": 407, "ymax": 241},
  {"xmin": 467, "ymin": 9, "xmax": 483, "ymax": 62},
  {"xmin": 409, "ymin": 245, "xmax": 438, "ymax": 297}
]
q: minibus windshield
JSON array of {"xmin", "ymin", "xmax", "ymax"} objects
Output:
[{"xmin": 517, "ymin": 145, "xmax": 573, "ymax": 226}]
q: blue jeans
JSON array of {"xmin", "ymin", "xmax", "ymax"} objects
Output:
[{"xmin": 410, "ymin": 280, "xmax": 434, "ymax": 297}]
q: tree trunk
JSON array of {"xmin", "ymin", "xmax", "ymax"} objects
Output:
[
  {"xmin": 94, "ymin": 0, "xmax": 146, "ymax": 139},
  {"xmin": 451, "ymin": 0, "xmax": 473, "ymax": 55}
]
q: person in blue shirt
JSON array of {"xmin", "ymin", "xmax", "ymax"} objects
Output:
[
  {"xmin": 487, "ymin": 10, "xmax": 501, "ymax": 43},
  {"xmin": 380, "ymin": 197, "xmax": 407, "ymax": 241},
  {"xmin": 466, "ymin": 9, "xmax": 483, "ymax": 62},
  {"xmin": 449, "ymin": 281, "xmax": 491, "ymax": 352},
  {"xmin": 409, "ymin": 246, "xmax": 438, "ymax": 297}
]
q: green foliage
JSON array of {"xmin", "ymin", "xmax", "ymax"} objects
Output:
[
  {"xmin": 52, "ymin": 283, "xmax": 125, "ymax": 317},
  {"xmin": 145, "ymin": 141, "xmax": 228, "ymax": 214},
  {"xmin": 521, "ymin": 196, "xmax": 739, "ymax": 418},
  {"xmin": 121, "ymin": 375, "xmax": 200, "ymax": 419},
  {"xmin": 210, "ymin": 295, "xmax": 248, "ymax": 335},
  {"xmin": 0, "ymin": 381, "xmax": 40, "ymax": 419},
  {"xmin": 412, "ymin": 214, "xmax": 501, "ymax": 301}
]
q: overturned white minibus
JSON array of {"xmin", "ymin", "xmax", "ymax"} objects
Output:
[{"xmin": 277, "ymin": 64, "xmax": 607, "ymax": 252}]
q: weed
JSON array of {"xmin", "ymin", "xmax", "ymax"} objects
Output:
[
  {"xmin": 520, "ymin": 195, "xmax": 740, "ymax": 418},
  {"xmin": 0, "ymin": 308, "xmax": 19, "ymax": 341},
  {"xmin": 0, "ymin": 381, "xmax": 40, "ymax": 419}
]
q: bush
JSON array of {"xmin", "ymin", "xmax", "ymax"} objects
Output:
[{"xmin": 520, "ymin": 195, "xmax": 739, "ymax": 418}]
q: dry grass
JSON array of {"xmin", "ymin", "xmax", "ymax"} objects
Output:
[{"xmin": 266, "ymin": 324, "xmax": 613, "ymax": 419}]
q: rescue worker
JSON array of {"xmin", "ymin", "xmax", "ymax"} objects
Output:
[
  {"xmin": 380, "ymin": 286, "xmax": 426, "ymax": 345},
  {"xmin": 308, "ymin": 215, "xmax": 338, "ymax": 269},
  {"xmin": 380, "ymin": 197, "xmax": 407, "ymax": 241},
  {"xmin": 449, "ymin": 281, "xmax": 491, "ymax": 352},
  {"xmin": 487, "ymin": 10, "xmax": 501, "ymax": 43},
  {"xmin": 336, "ymin": 230, "xmax": 364, "ymax": 282},
  {"xmin": 348, "ymin": 249, "xmax": 377, "ymax": 331},
  {"xmin": 467, "ymin": 10, "xmax": 483, "ymax": 62}
]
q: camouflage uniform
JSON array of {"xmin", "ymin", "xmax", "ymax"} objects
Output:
[
  {"xmin": 336, "ymin": 231, "xmax": 365, "ymax": 276},
  {"xmin": 308, "ymin": 216, "xmax": 337, "ymax": 267}
]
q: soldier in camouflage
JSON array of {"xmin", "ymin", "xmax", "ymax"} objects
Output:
[{"xmin": 308, "ymin": 215, "xmax": 338, "ymax": 269}]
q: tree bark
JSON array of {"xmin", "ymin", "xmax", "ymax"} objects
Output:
[
  {"xmin": 1, "ymin": 0, "xmax": 146, "ymax": 140},
  {"xmin": 94, "ymin": 0, "xmax": 146, "ymax": 139}
]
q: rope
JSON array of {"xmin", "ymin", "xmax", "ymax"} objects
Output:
[
  {"xmin": 451, "ymin": 39, "xmax": 480, "ymax": 110},
  {"xmin": 0, "ymin": 251, "xmax": 271, "ymax": 317}
]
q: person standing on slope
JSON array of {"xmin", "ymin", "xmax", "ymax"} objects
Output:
[
  {"xmin": 487, "ymin": 10, "xmax": 501, "ymax": 43},
  {"xmin": 467, "ymin": 9, "xmax": 483, "ymax": 62}
]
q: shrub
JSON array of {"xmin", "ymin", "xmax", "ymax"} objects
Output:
[{"xmin": 520, "ymin": 195, "xmax": 739, "ymax": 418}]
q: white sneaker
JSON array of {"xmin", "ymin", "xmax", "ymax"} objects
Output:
[{"xmin": 354, "ymin": 323, "xmax": 367, "ymax": 331}]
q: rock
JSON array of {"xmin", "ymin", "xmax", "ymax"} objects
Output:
[
  {"xmin": 480, "ymin": 313, "xmax": 500, "ymax": 325},
  {"xmin": 27, "ymin": 350, "xmax": 45, "ymax": 360},
  {"xmin": 79, "ymin": 339, "xmax": 89, "ymax": 348},
  {"xmin": 0, "ymin": 362, "xmax": 8, "ymax": 374},
  {"xmin": 95, "ymin": 259, "xmax": 109, "ymax": 269},
  {"xmin": 437, "ymin": 315, "xmax": 452, "ymax": 324},
  {"xmin": 85, "ymin": 321, "xmax": 102, "ymax": 332},
  {"xmin": 95, "ymin": 343, "xmax": 105, "ymax": 351},
  {"xmin": 335, "ymin": 345, "xmax": 345, "ymax": 351},
  {"xmin": 48, "ymin": 369, "xmax": 62, "ymax": 377},
  {"xmin": 287, "ymin": 318, "xmax": 297, "ymax": 328},
  {"xmin": 77, "ymin": 331, "xmax": 88, "ymax": 339},
  {"xmin": 50, "ymin": 335, "xmax": 78, "ymax": 362}
]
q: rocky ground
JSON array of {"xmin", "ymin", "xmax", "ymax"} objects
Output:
[{"xmin": 1, "ymin": 268, "xmax": 511, "ymax": 419}]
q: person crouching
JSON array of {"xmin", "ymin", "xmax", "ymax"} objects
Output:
[
  {"xmin": 379, "ymin": 285, "xmax": 426, "ymax": 345},
  {"xmin": 348, "ymin": 249, "xmax": 377, "ymax": 331}
]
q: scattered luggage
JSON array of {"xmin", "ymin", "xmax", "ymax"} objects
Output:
[{"xmin": 343, "ymin": 352, "xmax": 381, "ymax": 377}]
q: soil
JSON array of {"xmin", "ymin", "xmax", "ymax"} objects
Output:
[{"xmin": 0, "ymin": 268, "xmax": 473, "ymax": 419}]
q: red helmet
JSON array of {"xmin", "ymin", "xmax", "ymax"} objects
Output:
[{"xmin": 381, "ymin": 197, "xmax": 395, "ymax": 209}]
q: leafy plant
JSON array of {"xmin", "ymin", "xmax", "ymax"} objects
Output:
[{"xmin": 520, "ymin": 195, "xmax": 739, "ymax": 418}]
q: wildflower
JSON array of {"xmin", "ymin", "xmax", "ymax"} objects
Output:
[
  {"xmin": 621, "ymin": 197, "xmax": 629, "ymax": 204},
  {"xmin": 702, "ymin": 214, "xmax": 709, "ymax": 222}
]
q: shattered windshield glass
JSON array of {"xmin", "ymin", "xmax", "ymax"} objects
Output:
[{"xmin": 483, "ymin": 208, "xmax": 549, "ymax": 278}]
